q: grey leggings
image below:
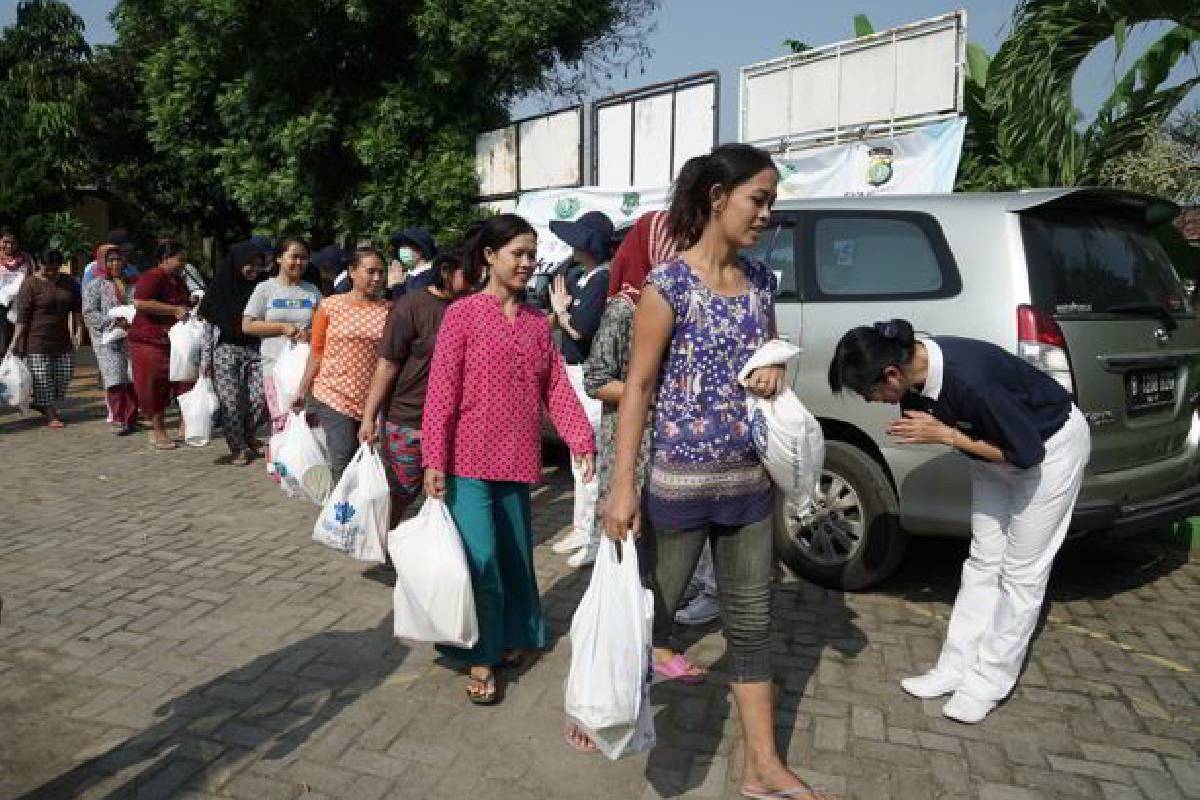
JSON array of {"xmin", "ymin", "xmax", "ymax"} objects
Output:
[
  {"xmin": 313, "ymin": 400, "xmax": 360, "ymax": 484},
  {"xmin": 648, "ymin": 513, "xmax": 774, "ymax": 683}
]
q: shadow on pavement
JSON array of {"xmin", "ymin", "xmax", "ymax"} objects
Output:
[
  {"xmin": 876, "ymin": 529, "xmax": 1192, "ymax": 606},
  {"xmin": 17, "ymin": 616, "xmax": 407, "ymax": 800},
  {"xmin": 640, "ymin": 580, "xmax": 866, "ymax": 798}
]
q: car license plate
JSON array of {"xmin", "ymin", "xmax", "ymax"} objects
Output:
[{"xmin": 1125, "ymin": 369, "xmax": 1177, "ymax": 413}]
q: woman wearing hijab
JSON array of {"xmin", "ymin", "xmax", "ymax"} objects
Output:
[
  {"xmin": 0, "ymin": 226, "xmax": 34, "ymax": 356},
  {"xmin": 82, "ymin": 245, "xmax": 139, "ymax": 434},
  {"xmin": 199, "ymin": 242, "xmax": 267, "ymax": 464}
]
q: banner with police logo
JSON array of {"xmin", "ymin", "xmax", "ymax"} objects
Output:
[
  {"xmin": 515, "ymin": 117, "xmax": 965, "ymax": 266},
  {"xmin": 774, "ymin": 117, "xmax": 966, "ymax": 199}
]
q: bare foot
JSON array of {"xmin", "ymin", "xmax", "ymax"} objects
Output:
[{"xmin": 563, "ymin": 723, "xmax": 597, "ymax": 753}]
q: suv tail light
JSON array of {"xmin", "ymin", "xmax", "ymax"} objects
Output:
[{"xmin": 1017, "ymin": 305, "xmax": 1073, "ymax": 393}]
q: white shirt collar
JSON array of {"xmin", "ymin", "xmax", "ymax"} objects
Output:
[
  {"xmin": 408, "ymin": 262, "xmax": 431, "ymax": 277},
  {"xmin": 919, "ymin": 336, "xmax": 944, "ymax": 401}
]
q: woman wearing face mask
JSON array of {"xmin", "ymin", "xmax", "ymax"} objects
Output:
[
  {"xmin": 82, "ymin": 245, "xmax": 138, "ymax": 434},
  {"xmin": 829, "ymin": 320, "xmax": 1090, "ymax": 724},
  {"xmin": 292, "ymin": 247, "xmax": 390, "ymax": 483},
  {"xmin": 360, "ymin": 248, "xmax": 477, "ymax": 528},
  {"xmin": 390, "ymin": 227, "xmax": 438, "ymax": 296},
  {"xmin": 606, "ymin": 145, "xmax": 835, "ymax": 799},
  {"xmin": 129, "ymin": 240, "xmax": 196, "ymax": 449},
  {"xmin": 422, "ymin": 214, "xmax": 595, "ymax": 706},
  {"xmin": 8, "ymin": 249, "xmax": 82, "ymax": 428},
  {"xmin": 199, "ymin": 241, "xmax": 267, "ymax": 464},
  {"xmin": 242, "ymin": 238, "xmax": 321, "ymax": 439}
]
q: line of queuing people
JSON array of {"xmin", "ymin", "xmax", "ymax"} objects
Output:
[{"xmin": 1, "ymin": 141, "xmax": 1085, "ymax": 799}]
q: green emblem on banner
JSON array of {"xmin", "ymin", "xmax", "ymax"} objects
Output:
[
  {"xmin": 866, "ymin": 146, "xmax": 894, "ymax": 187},
  {"xmin": 554, "ymin": 196, "xmax": 581, "ymax": 219},
  {"xmin": 620, "ymin": 192, "xmax": 641, "ymax": 216}
]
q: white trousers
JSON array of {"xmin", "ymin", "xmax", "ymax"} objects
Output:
[
  {"xmin": 566, "ymin": 365, "xmax": 603, "ymax": 546},
  {"xmin": 934, "ymin": 405, "xmax": 1091, "ymax": 702}
]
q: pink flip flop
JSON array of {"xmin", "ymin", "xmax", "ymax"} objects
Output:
[{"xmin": 653, "ymin": 653, "xmax": 706, "ymax": 685}]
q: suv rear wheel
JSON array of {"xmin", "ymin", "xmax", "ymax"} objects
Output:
[{"xmin": 774, "ymin": 440, "xmax": 907, "ymax": 590}]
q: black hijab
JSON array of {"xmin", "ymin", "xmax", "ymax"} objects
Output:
[{"xmin": 200, "ymin": 241, "xmax": 262, "ymax": 346}]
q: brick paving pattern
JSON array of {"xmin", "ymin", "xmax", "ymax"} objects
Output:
[{"xmin": 0, "ymin": 366, "xmax": 1197, "ymax": 799}]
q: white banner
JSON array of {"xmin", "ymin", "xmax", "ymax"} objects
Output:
[
  {"xmin": 514, "ymin": 117, "xmax": 965, "ymax": 265},
  {"xmin": 514, "ymin": 186, "xmax": 670, "ymax": 267},
  {"xmin": 775, "ymin": 117, "xmax": 966, "ymax": 199}
]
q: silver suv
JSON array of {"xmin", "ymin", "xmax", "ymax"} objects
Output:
[{"xmin": 746, "ymin": 189, "xmax": 1200, "ymax": 589}]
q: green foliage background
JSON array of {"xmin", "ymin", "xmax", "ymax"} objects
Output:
[{"xmin": 0, "ymin": 0, "xmax": 655, "ymax": 251}]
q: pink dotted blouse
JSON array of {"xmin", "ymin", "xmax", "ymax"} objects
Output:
[{"xmin": 422, "ymin": 293, "xmax": 595, "ymax": 484}]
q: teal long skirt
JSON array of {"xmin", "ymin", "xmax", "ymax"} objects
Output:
[{"xmin": 436, "ymin": 476, "xmax": 547, "ymax": 666}]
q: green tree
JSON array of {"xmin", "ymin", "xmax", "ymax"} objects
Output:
[
  {"xmin": 1098, "ymin": 113, "xmax": 1200, "ymax": 203},
  {"xmin": 0, "ymin": 0, "xmax": 92, "ymax": 226},
  {"xmin": 962, "ymin": 0, "xmax": 1200, "ymax": 190},
  {"xmin": 108, "ymin": 0, "xmax": 657, "ymax": 245}
]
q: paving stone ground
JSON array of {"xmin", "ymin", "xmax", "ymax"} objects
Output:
[{"xmin": 1, "ymin": 365, "xmax": 1198, "ymax": 800}]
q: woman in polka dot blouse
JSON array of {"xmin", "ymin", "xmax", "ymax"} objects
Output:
[{"xmin": 422, "ymin": 214, "xmax": 596, "ymax": 705}]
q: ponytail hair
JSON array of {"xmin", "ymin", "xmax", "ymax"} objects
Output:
[
  {"xmin": 828, "ymin": 319, "xmax": 917, "ymax": 397},
  {"xmin": 462, "ymin": 213, "xmax": 535, "ymax": 282},
  {"xmin": 667, "ymin": 143, "xmax": 778, "ymax": 250}
]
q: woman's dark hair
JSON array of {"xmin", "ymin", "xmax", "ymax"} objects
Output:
[
  {"xmin": 428, "ymin": 247, "xmax": 479, "ymax": 291},
  {"xmin": 667, "ymin": 143, "xmax": 778, "ymax": 250},
  {"xmin": 463, "ymin": 214, "xmax": 536, "ymax": 279},
  {"xmin": 274, "ymin": 236, "xmax": 310, "ymax": 261},
  {"xmin": 41, "ymin": 249, "xmax": 64, "ymax": 266},
  {"xmin": 155, "ymin": 239, "xmax": 186, "ymax": 264},
  {"xmin": 828, "ymin": 319, "xmax": 917, "ymax": 396},
  {"xmin": 348, "ymin": 246, "xmax": 383, "ymax": 271},
  {"xmin": 0, "ymin": 226, "xmax": 16, "ymax": 239}
]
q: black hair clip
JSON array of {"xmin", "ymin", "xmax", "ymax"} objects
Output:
[{"xmin": 873, "ymin": 320, "xmax": 899, "ymax": 340}]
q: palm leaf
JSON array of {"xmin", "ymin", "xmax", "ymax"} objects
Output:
[
  {"xmin": 1096, "ymin": 25, "xmax": 1200, "ymax": 123},
  {"xmin": 982, "ymin": 0, "xmax": 1199, "ymax": 187}
]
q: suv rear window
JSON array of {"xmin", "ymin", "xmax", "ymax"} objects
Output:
[{"xmin": 1022, "ymin": 212, "xmax": 1192, "ymax": 317}]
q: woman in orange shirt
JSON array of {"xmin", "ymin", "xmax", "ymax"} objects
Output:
[{"xmin": 292, "ymin": 247, "xmax": 389, "ymax": 481}]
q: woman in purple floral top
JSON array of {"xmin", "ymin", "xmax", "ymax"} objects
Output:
[{"xmin": 606, "ymin": 144, "xmax": 835, "ymax": 800}]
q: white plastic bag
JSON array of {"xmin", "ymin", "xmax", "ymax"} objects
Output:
[
  {"xmin": 389, "ymin": 498, "xmax": 479, "ymax": 647},
  {"xmin": 0, "ymin": 272, "xmax": 23, "ymax": 309},
  {"xmin": 564, "ymin": 537, "xmax": 656, "ymax": 760},
  {"xmin": 272, "ymin": 341, "xmax": 310, "ymax": 411},
  {"xmin": 273, "ymin": 411, "xmax": 332, "ymax": 503},
  {"xmin": 167, "ymin": 316, "xmax": 205, "ymax": 382},
  {"xmin": 107, "ymin": 305, "xmax": 136, "ymax": 324},
  {"xmin": 739, "ymin": 339, "xmax": 825, "ymax": 510},
  {"xmin": 177, "ymin": 377, "xmax": 219, "ymax": 446},
  {"xmin": 312, "ymin": 443, "xmax": 390, "ymax": 562},
  {"xmin": 0, "ymin": 353, "xmax": 33, "ymax": 410}
]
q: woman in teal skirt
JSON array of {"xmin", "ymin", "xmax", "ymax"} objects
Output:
[{"xmin": 422, "ymin": 214, "xmax": 596, "ymax": 704}]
